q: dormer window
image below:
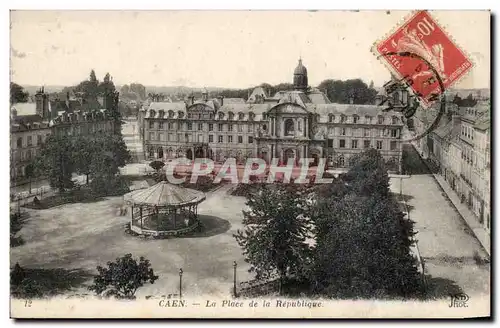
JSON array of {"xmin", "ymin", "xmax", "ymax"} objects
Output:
[
  {"xmin": 168, "ymin": 110, "xmax": 174, "ymax": 118},
  {"xmin": 340, "ymin": 115, "xmax": 346, "ymax": 123},
  {"xmin": 228, "ymin": 112, "xmax": 234, "ymax": 120},
  {"xmin": 285, "ymin": 118, "xmax": 295, "ymax": 136},
  {"xmin": 378, "ymin": 115, "xmax": 384, "ymax": 124},
  {"xmin": 158, "ymin": 110, "xmax": 165, "ymax": 118},
  {"xmin": 249, "ymin": 112, "xmax": 255, "ymax": 121},
  {"xmin": 328, "ymin": 114, "xmax": 335, "ymax": 123},
  {"xmin": 353, "ymin": 115, "xmax": 359, "ymax": 124},
  {"xmin": 219, "ymin": 112, "xmax": 225, "ymax": 120},
  {"xmin": 149, "ymin": 110, "xmax": 156, "ymax": 118},
  {"xmin": 178, "ymin": 111, "xmax": 184, "ymax": 118},
  {"xmin": 365, "ymin": 115, "xmax": 372, "ymax": 124},
  {"xmin": 392, "ymin": 116, "xmax": 398, "ymax": 124},
  {"xmin": 238, "ymin": 112, "xmax": 244, "ymax": 120}
]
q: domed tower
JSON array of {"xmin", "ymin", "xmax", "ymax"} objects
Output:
[{"xmin": 293, "ymin": 58, "xmax": 308, "ymax": 91}]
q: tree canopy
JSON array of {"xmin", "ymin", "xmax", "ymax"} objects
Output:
[{"xmin": 10, "ymin": 82, "xmax": 29, "ymax": 104}]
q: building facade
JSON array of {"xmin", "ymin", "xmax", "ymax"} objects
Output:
[
  {"xmin": 139, "ymin": 59, "xmax": 404, "ymax": 171},
  {"xmin": 414, "ymin": 100, "xmax": 491, "ymax": 233},
  {"xmin": 10, "ymin": 88, "xmax": 119, "ymax": 185}
]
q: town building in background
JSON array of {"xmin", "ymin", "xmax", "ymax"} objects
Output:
[
  {"xmin": 138, "ymin": 59, "xmax": 405, "ymax": 172},
  {"xmin": 9, "ymin": 87, "xmax": 119, "ymax": 185},
  {"xmin": 413, "ymin": 99, "xmax": 491, "ymax": 233}
]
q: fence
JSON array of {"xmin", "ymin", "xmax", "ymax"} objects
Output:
[{"xmin": 400, "ymin": 196, "xmax": 428, "ymax": 292}]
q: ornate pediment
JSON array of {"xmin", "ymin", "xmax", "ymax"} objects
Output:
[{"xmin": 268, "ymin": 102, "xmax": 309, "ymax": 115}]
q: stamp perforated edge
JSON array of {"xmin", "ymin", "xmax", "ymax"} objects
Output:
[{"xmin": 370, "ymin": 10, "xmax": 477, "ymax": 98}]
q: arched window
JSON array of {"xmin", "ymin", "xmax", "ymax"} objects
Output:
[
  {"xmin": 328, "ymin": 114, "xmax": 335, "ymax": 123},
  {"xmin": 219, "ymin": 112, "xmax": 225, "ymax": 120},
  {"xmin": 285, "ymin": 118, "xmax": 295, "ymax": 136},
  {"xmin": 178, "ymin": 111, "xmax": 184, "ymax": 118},
  {"xmin": 228, "ymin": 112, "xmax": 234, "ymax": 120},
  {"xmin": 168, "ymin": 110, "xmax": 174, "ymax": 118},
  {"xmin": 262, "ymin": 124, "xmax": 267, "ymax": 131},
  {"xmin": 158, "ymin": 110, "xmax": 165, "ymax": 118},
  {"xmin": 238, "ymin": 112, "xmax": 245, "ymax": 120},
  {"xmin": 338, "ymin": 155, "xmax": 345, "ymax": 167}
]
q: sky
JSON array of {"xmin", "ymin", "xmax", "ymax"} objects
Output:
[{"xmin": 10, "ymin": 10, "xmax": 490, "ymax": 89}]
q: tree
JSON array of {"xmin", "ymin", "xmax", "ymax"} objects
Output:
[
  {"xmin": 130, "ymin": 83, "xmax": 146, "ymax": 100},
  {"xmin": 342, "ymin": 148, "xmax": 390, "ymax": 198},
  {"xmin": 90, "ymin": 69, "xmax": 97, "ymax": 83},
  {"xmin": 311, "ymin": 193, "xmax": 421, "ymax": 298},
  {"xmin": 234, "ymin": 185, "xmax": 312, "ymax": 294},
  {"xmin": 35, "ymin": 135, "xmax": 75, "ymax": 192},
  {"xmin": 318, "ymin": 79, "xmax": 377, "ymax": 104},
  {"xmin": 149, "ymin": 160, "xmax": 165, "ymax": 172},
  {"xmin": 10, "ymin": 82, "xmax": 29, "ymax": 104},
  {"xmin": 88, "ymin": 254, "xmax": 159, "ymax": 299},
  {"xmin": 87, "ymin": 132, "xmax": 130, "ymax": 195},
  {"xmin": 73, "ymin": 136, "xmax": 94, "ymax": 184},
  {"xmin": 24, "ymin": 163, "xmax": 35, "ymax": 194}
]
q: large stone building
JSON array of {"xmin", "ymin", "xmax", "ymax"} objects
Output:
[
  {"xmin": 139, "ymin": 59, "xmax": 404, "ymax": 171},
  {"xmin": 10, "ymin": 87, "xmax": 118, "ymax": 184},
  {"xmin": 414, "ymin": 100, "xmax": 491, "ymax": 233}
]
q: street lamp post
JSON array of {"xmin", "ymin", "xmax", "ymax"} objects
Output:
[
  {"xmin": 232, "ymin": 261, "xmax": 237, "ymax": 297},
  {"xmin": 179, "ymin": 268, "xmax": 183, "ymax": 299}
]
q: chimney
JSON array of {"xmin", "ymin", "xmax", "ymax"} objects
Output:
[
  {"xmin": 10, "ymin": 107, "xmax": 17, "ymax": 120},
  {"xmin": 42, "ymin": 93, "xmax": 49, "ymax": 119},
  {"xmin": 35, "ymin": 89, "xmax": 43, "ymax": 116},
  {"xmin": 66, "ymin": 91, "xmax": 70, "ymax": 109}
]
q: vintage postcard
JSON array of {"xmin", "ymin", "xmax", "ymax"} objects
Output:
[{"xmin": 9, "ymin": 10, "xmax": 491, "ymax": 319}]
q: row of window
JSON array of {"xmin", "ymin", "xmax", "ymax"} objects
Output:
[
  {"xmin": 149, "ymin": 110, "xmax": 257, "ymax": 121},
  {"xmin": 15, "ymin": 134, "xmax": 48, "ymax": 148},
  {"xmin": 326, "ymin": 114, "xmax": 399, "ymax": 125},
  {"xmin": 461, "ymin": 124, "xmax": 475, "ymax": 140},
  {"xmin": 149, "ymin": 121, "xmax": 257, "ymax": 133},
  {"xmin": 13, "ymin": 148, "xmax": 37, "ymax": 162},
  {"xmin": 327, "ymin": 139, "xmax": 399, "ymax": 151},
  {"xmin": 332, "ymin": 127, "xmax": 399, "ymax": 138},
  {"xmin": 148, "ymin": 132, "xmax": 255, "ymax": 144}
]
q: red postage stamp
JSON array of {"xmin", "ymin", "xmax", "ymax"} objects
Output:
[{"xmin": 373, "ymin": 10, "xmax": 473, "ymax": 106}]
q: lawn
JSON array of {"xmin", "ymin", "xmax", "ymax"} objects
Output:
[{"xmin": 10, "ymin": 185, "xmax": 254, "ymax": 299}]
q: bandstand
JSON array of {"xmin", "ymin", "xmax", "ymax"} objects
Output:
[{"xmin": 124, "ymin": 181, "xmax": 206, "ymax": 238}]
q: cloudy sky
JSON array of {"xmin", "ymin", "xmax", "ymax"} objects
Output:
[{"xmin": 10, "ymin": 10, "xmax": 490, "ymax": 89}]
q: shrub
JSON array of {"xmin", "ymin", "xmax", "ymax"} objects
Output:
[{"xmin": 88, "ymin": 254, "xmax": 159, "ymax": 300}]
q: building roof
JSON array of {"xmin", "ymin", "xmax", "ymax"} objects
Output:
[
  {"xmin": 307, "ymin": 103, "xmax": 403, "ymax": 121},
  {"xmin": 223, "ymin": 98, "xmax": 246, "ymax": 104},
  {"xmin": 124, "ymin": 181, "xmax": 206, "ymax": 207},
  {"xmin": 10, "ymin": 114, "xmax": 49, "ymax": 132},
  {"xmin": 11, "ymin": 103, "xmax": 37, "ymax": 116},
  {"xmin": 308, "ymin": 90, "xmax": 331, "ymax": 104}
]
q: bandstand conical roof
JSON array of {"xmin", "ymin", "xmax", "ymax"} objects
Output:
[{"xmin": 124, "ymin": 181, "xmax": 206, "ymax": 207}]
